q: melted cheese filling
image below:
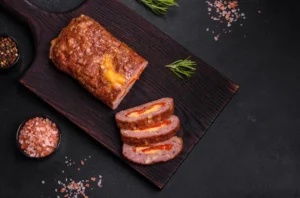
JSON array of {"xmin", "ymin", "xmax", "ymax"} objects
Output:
[
  {"xmin": 133, "ymin": 144, "xmax": 173, "ymax": 154},
  {"xmin": 132, "ymin": 120, "xmax": 171, "ymax": 132},
  {"xmin": 102, "ymin": 54, "xmax": 126, "ymax": 88},
  {"xmin": 135, "ymin": 147, "xmax": 159, "ymax": 154},
  {"xmin": 127, "ymin": 104, "xmax": 163, "ymax": 118},
  {"xmin": 132, "ymin": 124, "xmax": 166, "ymax": 133}
]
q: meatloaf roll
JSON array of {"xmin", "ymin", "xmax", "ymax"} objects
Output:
[
  {"xmin": 121, "ymin": 115, "xmax": 180, "ymax": 146},
  {"xmin": 116, "ymin": 98, "xmax": 174, "ymax": 130},
  {"xmin": 50, "ymin": 15, "xmax": 148, "ymax": 109},
  {"xmin": 123, "ymin": 136, "xmax": 183, "ymax": 165}
]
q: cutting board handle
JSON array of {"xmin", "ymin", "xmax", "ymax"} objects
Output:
[
  {"xmin": 0, "ymin": 0, "xmax": 49, "ymax": 43},
  {"xmin": 0, "ymin": 0, "xmax": 41, "ymax": 27},
  {"xmin": 0, "ymin": 0, "xmax": 92, "ymax": 45}
]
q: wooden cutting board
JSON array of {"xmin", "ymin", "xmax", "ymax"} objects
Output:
[{"xmin": 0, "ymin": 0, "xmax": 238, "ymax": 189}]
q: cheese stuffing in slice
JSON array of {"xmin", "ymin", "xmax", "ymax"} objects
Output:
[
  {"xmin": 127, "ymin": 104, "xmax": 164, "ymax": 118},
  {"xmin": 132, "ymin": 124, "xmax": 166, "ymax": 133},
  {"xmin": 134, "ymin": 147, "xmax": 159, "ymax": 154},
  {"xmin": 132, "ymin": 144, "xmax": 173, "ymax": 154},
  {"xmin": 132, "ymin": 120, "xmax": 171, "ymax": 133}
]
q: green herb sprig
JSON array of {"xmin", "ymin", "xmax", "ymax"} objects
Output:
[
  {"xmin": 138, "ymin": 0, "xmax": 178, "ymax": 15},
  {"xmin": 165, "ymin": 57, "xmax": 197, "ymax": 79}
]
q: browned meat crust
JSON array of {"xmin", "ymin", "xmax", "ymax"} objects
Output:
[
  {"xmin": 49, "ymin": 14, "xmax": 148, "ymax": 109},
  {"xmin": 121, "ymin": 115, "xmax": 180, "ymax": 146},
  {"xmin": 122, "ymin": 136, "xmax": 183, "ymax": 165},
  {"xmin": 115, "ymin": 98, "xmax": 174, "ymax": 130}
]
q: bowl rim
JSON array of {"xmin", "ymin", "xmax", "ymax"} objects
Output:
[
  {"xmin": 0, "ymin": 34, "xmax": 21, "ymax": 71},
  {"xmin": 16, "ymin": 115, "xmax": 62, "ymax": 159}
]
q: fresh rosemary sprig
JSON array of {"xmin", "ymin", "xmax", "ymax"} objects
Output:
[
  {"xmin": 138, "ymin": 0, "xmax": 178, "ymax": 15},
  {"xmin": 165, "ymin": 57, "xmax": 197, "ymax": 79}
]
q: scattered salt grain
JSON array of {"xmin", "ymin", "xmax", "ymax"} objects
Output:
[
  {"xmin": 205, "ymin": 0, "xmax": 250, "ymax": 41},
  {"xmin": 97, "ymin": 179, "xmax": 102, "ymax": 188},
  {"xmin": 42, "ymin": 181, "xmax": 45, "ymax": 184}
]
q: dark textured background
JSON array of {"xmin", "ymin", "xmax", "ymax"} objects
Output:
[{"xmin": 0, "ymin": 0, "xmax": 300, "ymax": 197}]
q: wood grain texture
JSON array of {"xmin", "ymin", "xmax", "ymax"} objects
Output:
[{"xmin": 0, "ymin": 0, "xmax": 239, "ymax": 188}]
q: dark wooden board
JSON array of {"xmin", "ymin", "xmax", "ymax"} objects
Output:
[{"xmin": 0, "ymin": 0, "xmax": 238, "ymax": 189}]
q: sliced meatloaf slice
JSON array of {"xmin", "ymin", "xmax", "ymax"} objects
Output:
[
  {"xmin": 123, "ymin": 136, "xmax": 183, "ymax": 165},
  {"xmin": 121, "ymin": 115, "xmax": 180, "ymax": 146},
  {"xmin": 116, "ymin": 98, "xmax": 174, "ymax": 130}
]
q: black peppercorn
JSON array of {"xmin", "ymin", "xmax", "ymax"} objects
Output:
[{"xmin": 0, "ymin": 36, "xmax": 19, "ymax": 68}]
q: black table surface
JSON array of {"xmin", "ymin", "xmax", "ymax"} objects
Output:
[{"xmin": 1, "ymin": 0, "xmax": 299, "ymax": 197}]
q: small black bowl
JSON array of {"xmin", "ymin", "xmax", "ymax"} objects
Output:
[
  {"xmin": 16, "ymin": 115, "xmax": 62, "ymax": 159},
  {"xmin": 0, "ymin": 35, "xmax": 20, "ymax": 71}
]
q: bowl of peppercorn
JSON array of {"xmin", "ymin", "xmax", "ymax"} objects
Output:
[{"xmin": 0, "ymin": 35, "xmax": 20, "ymax": 71}]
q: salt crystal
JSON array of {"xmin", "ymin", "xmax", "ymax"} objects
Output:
[
  {"xmin": 41, "ymin": 180, "xmax": 45, "ymax": 184},
  {"xmin": 214, "ymin": 36, "xmax": 219, "ymax": 41},
  {"xmin": 97, "ymin": 179, "xmax": 102, "ymax": 187},
  {"xmin": 206, "ymin": 28, "xmax": 210, "ymax": 31}
]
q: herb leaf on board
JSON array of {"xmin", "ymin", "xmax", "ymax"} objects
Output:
[
  {"xmin": 165, "ymin": 57, "xmax": 197, "ymax": 79},
  {"xmin": 137, "ymin": 0, "xmax": 178, "ymax": 15}
]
